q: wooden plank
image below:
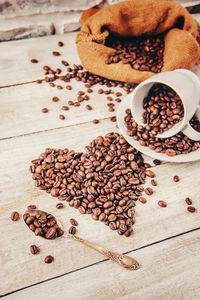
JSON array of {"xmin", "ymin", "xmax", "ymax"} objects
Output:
[
  {"xmin": 4, "ymin": 230, "xmax": 200, "ymax": 300},
  {"xmin": 0, "ymin": 33, "xmax": 80, "ymax": 87},
  {"xmin": 0, "ymin": 119, "xmax": 200, "ymax": 295},
  {"xmin": 0, "ymin": 80, "xmax": 127, "ymax": 139}
]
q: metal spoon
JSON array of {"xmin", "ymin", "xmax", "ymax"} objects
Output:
[{"xmin": 24, "ymin": 209, "xmax": 140, "ymax": 270}]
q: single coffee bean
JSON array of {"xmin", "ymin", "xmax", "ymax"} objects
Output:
[
  {"xmin": 139, "ymin": 197, "xmax": 147, "ymax": 204},
  {"xmin": 44, "ymin": 255, "xmax": 54, "ymax": 264},
  {"xmin": 46, "ymin": 227, "xmax": 56, "ymax": 239},
  {"xmin": 93, "ymin": 119, "xmax": 99, "ymax": 124},
  {"xmin": 59, "ymin": 114, "xmax": 65, "ymax": 120},
  {"xmin": 144, "ymin": 187, "xmax": 154, "ymax": 195},
  {"xmin": 185, "ymin": 197, "xmax": 192, "ymax": 205},
  {"xmin": 11, "ymin": 211, "xmax": 20, "ymax": 221},
  {"xmin": 30, "ymin": 245, "xmax": 39, "ymax": 255},
  {"xmin": 69, "ymin": 226, "xmax": 76, "ymax": 235},
  {"xmin": 52, "ymin": 96, "xmax": 59, "ymax": 102},
  {"xmin": 158, "ymin": 200, "xmax": 167, "ymax": 207},
  {"xmin": 58, "ymin": 41, "xmax": 64, "ymax": 47},
  {"xmin": 70, "ymin": 218, "xmax": 78, "ymax": 226},
  {"xmin": 153, "ymin": 159, "xmax": 161, "ymax": 165},
  {"xmin": 27, "ymin": 205, "xmax": 37, "ymax": 210},
  {"xmin": 61, "ymin": 60, "xmax": 69, "ymax": 66},
  {"xmin": 41, "ymin": 108, "xmax": 48, "ymax": 113},
  {"xmin": 30, "ymin": 59, "xmax": 38, "ymax": 63},
  {"xmin": 151, "ymin": 179, "xmax": 157, "ymax": 186},
  {"xmin": 187, "ymin": 206, "xmax": 196, "ymax": 213},
  {"xmin": 173, "ymin": 175, "xmax": 180, "ymax": 182},
  {"xmin": 110, "ymin": 116, "xmax": 116, "ymax": 122},
  {"xmin": 61, "ymin": 105, "xmax": 69, "ymax": 111},
  {"xmin": 66, "ymin": 85, "xmax": 72, "ymax": 90},
  {"xmin": 145, "ymin": 170, "xmax": 155, "ymax": 178},
  {"xmin": 56, "ymin": 203, "xmax": 64, "ymax": 209},
  {"xmin": 52, "ymin": 51, "xmax": 60, "ymax": 56},
  {"xmin": 98, "ymin": 89, "xmax": 104, "ymax": 94},
  {"xmin": 86, "ymin": 105, "xmax": 92, "ymax": 110}
]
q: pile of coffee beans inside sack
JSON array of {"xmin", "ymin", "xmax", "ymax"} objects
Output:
[
  {"xmin": 30, "ymin": 132, "xmax": 153, "ymax": 237},
  {"xmin": 124, "ymin": 108, "xmax": 200, "ymax": 156},
  {"xmin": 105, "ymin": 33, "xmax": 164, "ymax": 73}
]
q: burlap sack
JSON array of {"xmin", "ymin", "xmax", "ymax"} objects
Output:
[{"xmin": 76, "ymin": 0, "xmax": 200, "ymax": 84}]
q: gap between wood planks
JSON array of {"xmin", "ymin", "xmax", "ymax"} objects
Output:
[
  {"xmin": 1, "ymin": 226, "xmax": 200, "ymax": 298},
  {"xmin": 0, "ymin": 80, "xmax": 38, "ymax": 89}
]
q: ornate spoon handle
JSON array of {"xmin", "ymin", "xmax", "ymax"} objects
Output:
[{"xmin": 64, "ymin": 234, "xmax": 139, "ymax": 270}]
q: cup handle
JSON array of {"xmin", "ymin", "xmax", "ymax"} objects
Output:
[{"xmin": 182, "ymin": 106, "xmax": 200, "ymax": 141}]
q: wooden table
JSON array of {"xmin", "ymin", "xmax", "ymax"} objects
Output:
[{"xmin": 0, "ymin": 31, "xmax": 200, "ymax": 300}]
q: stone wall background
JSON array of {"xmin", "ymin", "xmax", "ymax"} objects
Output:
[{"xmin": 0, "ymin": 0, "xmax": 199, "ymax": 41}]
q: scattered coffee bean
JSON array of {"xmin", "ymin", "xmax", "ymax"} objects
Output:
[
  {"xmin": 52, "ymin": 96, "xmax": 59, "ymax": 102},
  {"xmin": 98, "ymin": 89, "xmax": 104, "ymax": 94},
  {"xmin": 145, "ymin": 170, "xmax": 155, "ymax": 178},
  {"xmin": 11, "ymin": 211, "xmax": 20, "ymax": 221},
  {"xmin": 57, "ymin": 85, "xmax": 63, "ymax": 90},
  {"xmin": 93, "ymin": 119, "xmax": 99, "ymax": 124},
  {"xmin": 69, "ymin": 226, "xmax": 76, "ymax": 235},
  {"xmin": 158, "ymin": 200, "xmax": 167, "ymax": 207},
  {"xmin": 44, "ymin": 255, "xmax": 54, "ymax": 264},
  {"xmin": 61, "ymin": 60, "xmax": 69, "ymax": 66},
  {"xmin": 187, "ymin": 206, "xmax": 196, "ymax": 213},
  {"xmin": 59, "ymin": 114, "xmax": 65, "ymax": 120},
  {"xmin": 58, "ymin": 41, "xmax": 64, "ymax": 47},
  {"xmin": 87, "ymin": 88, "xmax": 93, "ymax": 93},
  {"xmin": 110, "ymin": 116, "xmax": 117, "ymax": 122},
  {"xmin": 52, "ymin": 51, "xmax": 60, "ymax": 56},
  {"xmin": 30, "ymin": 59, "xmax": 38, "ymax": 63},
  {"xmin": 139, "ymin": 197, "xmax": 147, "ymax": 204},
  {"xmin": 173, "ymin": 175, "xmax": 180, "ymax": 182},
  {"xmin": 30, "ymin": 245, "xmax": 39, "ymax": 255},
  {"xmin": 68, "ymin": 100, "xmax": 74, "ymax": 106},
  {"xmin": 66, "ymin": 85, "xmax": 72, "ymax": 90},
  {"xmin": 56, "ymin": 203, "xmax": 64, "ymax": 209},
  {"xmin": 70, "ymin": 218, "xmax": 78, "ymax": 226},
  {"xmin": 116, "ymin": 92, "xmax": 122, "ymax": 97},
  {"xmin": 185, "ymin": 197, "xmax": 192, "ymax": 205},
  {"xmin": 27, "ymin": 205, "xmax": 37, "ymax": 210},
  {"xmin": 153, "ymin": 159, "xmax": 161, "ymax": 165},
  {"xmin": 41, "ymin": 108, "xmax": 48, "ymax": 113},
  {"xmin": 115, "ymin": 98, "xmax": 122, "ymax": 103},
  {"xmin": 49, "ymin": 82, "xmax": 55, "ymax": 87},
  {"xmin": 151, "ymin": 179, "xmax": 157, "ymax": 186},
  {"xmin": 86, "ymin": 105, "xmax": 92, "ymax": 110},
  {"xmin": 62, "ymin": 106, "xmax": 69, "ymax": 111},
  {"xmin": 144, "ymin": 187, "xmax": 154, "ymax": 195},
  {"xmin": 36, "ymin": 79, "xmax": 43, "ymax": 84}
]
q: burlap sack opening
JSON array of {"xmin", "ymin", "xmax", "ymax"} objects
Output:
[{"xmin": 76, "ymin": 0, "xmax": 200, "ymax": 84}]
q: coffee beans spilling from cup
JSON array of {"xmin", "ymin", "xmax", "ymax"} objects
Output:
[
  {"xmin": 23, "ymin": 210, "xmax": 64, "ymax": 239},
  {"xmin": 124, "ymin": 108, "xmax": 200, "ymax": 156},
  {"xmin": 142, "ymin": 84, "xmax": 184, "ymax": 135},
  {"xmin": 30, "ymin": 133, "xmax": 147, "ymax": 236},
  {"xmin": 105, "ymin": 34, "xmax": 164, "ymax": 73}
]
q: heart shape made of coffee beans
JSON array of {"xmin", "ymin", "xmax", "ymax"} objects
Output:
[{"xmin": 30, "ymin": 132, "xmax": 147, "ymax": 237}]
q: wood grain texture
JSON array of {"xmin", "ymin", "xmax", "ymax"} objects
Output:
[
  {"xmin": 0, "ymin": 119, "xmax": 200, "ymax": 295},
  {"xmin": 4, "ymin": 229, "xmax": 200, "ymax": 300}
]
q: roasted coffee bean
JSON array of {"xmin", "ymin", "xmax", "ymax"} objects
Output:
[
  {"xmin": 52, "ymin": 51, "xmax": 60, "ymax": 56},
  {"xmin": 61, "ymin": 60, "xmax": 69, "ymax": 66},
  {"xmin": 30, "ymin": 245, "xmax": 39, "ymax": 254},
  {"xmin": 26, "ymin": 216, "xmax": 35, "ymax": 225},
  {"xmin": 59, "ymin": 114, "xmax": 65, "ymax": 120},
  {"xmin": 52, "ymin": 96, "xmax": 59, "ymax": 102},
  {"xmin": 70, "ymin": 218, "xmax": 78, "ymax": 226},
  {"xmin": 62, "ymin": 105, "xmax": 69, "ymax": 111},
  {"xmin": 145, "ymin": 170, "xmax": 155, "ymax": 178},
  {"xmin": 144, "ymin": 187, "xmax": 153, "ymax": 195},
  {"xmin": 185, "ymin": 197, "xmax": 192, "ymax": 205},
  {"xmin": 158, "ymin": 200, "xmax": 167, "ymax": 207},
  {"xmin": 11, "ymin": 211, "xmax": 20, "ymax": 221},
  {"xmin": 110, "ymin": 116, "xmax": 117, "ymax": 122},
  {"xmin": 41, "ymin": 108, "xmax": 48, "ymax": 113},
  {"xmin": 56, "ymin": 203, "xmax": 64, "ymax": 209},
  {"xmin": 153, "ymin": 159, "xmax": 161, "ymax": 165},
  {"xmin": 58, "ymin": 41, "xmax": 64, "ymax": 47},
  {"xmin": 46, "ymin": 227, "xmax": 56, "ymax": 239},
  {"xmin": 27, "ymin": 205, "xmax": 37, "ymax": 210},
  {"xmin": 173, "ymin": 175, "xmax": 180, "ymax": 182},
  {"xmin": 151, "ymin": 179, "xmax": 157, "ymax": 186},
  {"xmin": 93, "ymin": 119, "xmax": 99, "ymax": 124},
  {"xmin": 187, "ymin": 206, "xmax": 196, "ymax": 213},
  {"xmin": 86, "ymin": 105, "xmax": 92, "ymax": 110},
  {"xmin": 69, "ymin": 226, "xmax": 76, "ymax": 235},
  {"xmin": 44, "ymin": 255, "xmax": 54, "ymax": 263},
  {"xmin": 66, "ymin": 85, "xmax": 72, "ymax": 90},
  {"xmin": 139, "ymin": 197, "xmax": 147, "ymax": 204},
  {"xmin": 30, "ymin": 59, "xmax": 38, "ymax": 63}
]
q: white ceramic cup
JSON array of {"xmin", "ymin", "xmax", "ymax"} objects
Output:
[{"xmin": 130, "ymin": 69, "xmax": 200, "ymax": 140}]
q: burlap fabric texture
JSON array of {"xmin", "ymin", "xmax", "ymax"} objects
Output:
[{"xmin": 76, "ymin": 0, "xmax": 200, "ymax": 84}]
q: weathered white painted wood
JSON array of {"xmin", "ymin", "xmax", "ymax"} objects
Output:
[
  {"xmin": 5, "ymin": 230, "xmax": 200, "ymax": 300},
  {"xmin": 0, "ymin": 119, "xmax": 199, "ymax": 295},
  {"xmin": 0, "ymin": 80, "xmax": 127, "ymax": 139}
]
